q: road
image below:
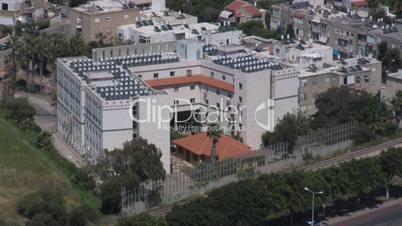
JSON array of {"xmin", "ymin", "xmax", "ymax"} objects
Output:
[
  {"xmin": 331, "ymin": 199, "xmax": 402, "ymax": 226},
  {"xmin": 15, "ymin": 92, "xmax": 85, "ymax": 167}
]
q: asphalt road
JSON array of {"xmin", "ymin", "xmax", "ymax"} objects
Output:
[{"xmin": 332, "ymin": 203, "xmax": 402, "ymax": 226}]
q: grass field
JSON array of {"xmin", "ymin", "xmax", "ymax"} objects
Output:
[{"xmin": 0, "ymin": 112, "xmax": 101, "ymax": 225}]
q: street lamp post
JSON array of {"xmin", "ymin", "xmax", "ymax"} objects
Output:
[{"xmin": 304, "ymin": 187, "xmax": 323, "ymax": 226}]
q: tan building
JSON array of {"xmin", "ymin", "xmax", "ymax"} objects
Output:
[
  {"xmin": 300, "ymin": 57, "xmax": 382, "ymax": 115},
  {"xmin": 0, "ymin": 0, "xmax": 47, "ymax": 25},
  {"xmin": 70, "ymin": 0, "xmax": 140, "ymax": 42}
]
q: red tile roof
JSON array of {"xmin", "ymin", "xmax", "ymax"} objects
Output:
[
  {"xmin": 145, "ymin": 75, "xmax": 235, "ymax": 93},
  {"xmin": 351, "ymin": 0, "xmax": 368, "ymax": 7},
  {"xmin": 173, "ymin": 133, "xmax": 252, "ymax": 160},
  {"xmin": 225, "ymin": 0, "xmax": 262, "ymax": 17}
]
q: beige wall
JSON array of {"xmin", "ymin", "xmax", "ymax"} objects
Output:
[{"xmin": 70, "ymin": 8, "xmax": 139, "ymax": 42}]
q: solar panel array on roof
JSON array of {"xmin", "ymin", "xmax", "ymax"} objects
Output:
[
  {"xmin": 110, "ymin": 52, "xmax": 179, "ymax": 68},
  {"xmin": 67, "ymin": 53, "xmax": 179, "ymax": 101},
  {"xmin": 95, "ymin": 76, "xmax": 152, "ymax": 101},
  {"xmin": 382, "ymin": 26, "xmax": 398, "ymax": 34},
  {"xmin": 214, "ymin": 54, "xmax": 283, "ymax": 73},
  {"xmin": 357, "ymin": 58, "xmax": 370, "ymax": 65},
  {"xmin": 217, "ymin": 25, "xmax": 236, "ymax": 33},
  {"xmin": 203, "ymin": 44, "xmax": 218, "ymax": 56}
]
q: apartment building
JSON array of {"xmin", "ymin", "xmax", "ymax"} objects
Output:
[
  {"xmin": 70, "ymin": 0, "xmax": 140, "ymax": 42},
  {"xmin": 118, "ymin": 40, "xmax": 299, "ymax": 150},
  {"xmin": 56, "ymin": 54, "xmax": 172, "ymax": 172},
  {"xmin": 117, "ymin": 21, "xmax": 243, "ymax": 48},
  {"xmin": 299, "ymin": 57, "xmax": 382, "ymax": 115},
  {"xmin": 381, "ymin": 70, "xmax": 402, "ymax": 103},
  {"xmin": 0, "ymin": 0, "xmax": 47, "ymax": 25},
  {"xmin": 117, "ymin": 21, "xmax": 218, "ymax": 44},
  {"xmin": 270, "ymin": 1, "xmax": 402, "ymax": 58}
]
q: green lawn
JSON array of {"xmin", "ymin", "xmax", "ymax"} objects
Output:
[{"xmin": 0, "ymin": 113, "xmax": 101, "ymax": 225}]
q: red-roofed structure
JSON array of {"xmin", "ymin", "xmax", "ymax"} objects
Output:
[
  {"xmin": 351, "ymin": 0, "xmax": 368, "ymax": 7},
  {"xmin": 145, "ymin": 75, "xmax": 235, "ymax": 93},
  {"xmin": 221, "ymin": 0, "xmax": 263, "ymax": 24},
  {"xmin": 173, "ymin": 133, "xmax": 252, "ymax": 163}
]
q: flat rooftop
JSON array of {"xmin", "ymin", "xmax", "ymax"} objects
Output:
[
  {"xmin": 72, "ymin": 0, "xmax": 130, "ymax": 13},
  {"xmin": 62, "ymin": 53, "xmax": 184, "ymax": 101}
]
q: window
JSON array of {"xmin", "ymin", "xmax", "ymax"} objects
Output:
[
  {"xmin": 222, "ymin": 75, "xmax": 226, "ymax": 80},
  {"xmin": 216, "ymin": 89, "xmax": 220, "ymax": 95},
  {"xmin": 216, "ymin": 102, "xmax": 220, "ymax": 109},
  {"xmin": 190, "ymin": 85, "xmax": 195, "ymax": 90},
  {"xmin": 186, "ymin": 69, "xmax": 192, "ymax": 76},
  {"xmin": 94, "ymin": 18, "xmax": 100, "ymax": 23},
  {"xmin": 105, "ymin": 17, "xmax": 112, "ymax": 21},
  {"xmin": 2, "ymin": 3, "xmax": 8, "ymax": 10},
  {"xmin": 153, "ymin": 73, "xmax": 158, "ymax": 78},
  {"xmin": 239, "ymin": 96, "xmax": 243, "ymax": 103},
  {"xmin": 239, "ymin": 83, "xmax": 243, "ymax": 89},
  {"xmin": 174, "ymin": 99, "xmax": 179, "ymax": 105},
  {"xmin": 190, "ymin": 98, "xmax": 195, "ymax": 103},
  {"xmin": 174, "ymin": 87, "xmax": 179, "ymax": 92},
  {"xmin": 364, "ymin": 75, "xmax": 369, "ymax": 83},
  {"xmin": 170, "ymin": 71, "xmax": 175, "ymax": 76},
  {"xmin": 210, "ymin": 72, "xmax": 214, "ymax": 77}
]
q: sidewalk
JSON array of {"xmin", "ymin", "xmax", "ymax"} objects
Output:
[
  {"xmin": 326, "ymin": 197, "xmax": 402, "ymax": 225},
  {"xmin": 15, "ymin": 92, "xmax": 85, "ymax": 167}
]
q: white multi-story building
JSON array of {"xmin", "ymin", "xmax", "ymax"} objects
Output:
[
  {"xmin": 119, "ymin": 40, "xmax": 299, "ymax": 149},
  {"xmin": 117, "ymin": 21, "xmax": 243, "ymax": 47},
  {"xmin": 57, "ymin": 54, "xmax": 172, "ymax": 172}
]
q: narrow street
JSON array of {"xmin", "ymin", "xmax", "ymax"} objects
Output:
[{"xmin": 15, "ymin": 92, "xmax": 85, "ymax": 167}]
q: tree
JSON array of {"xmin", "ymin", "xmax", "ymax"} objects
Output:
[
  {"xmin": 391, "ymin": 90, "xmax": 402, "ymax": 124},
  {"xmin": 96, "ymin": 138, "xmax": 166, "ymax": 214},
  {"xmin": 207, "ymin": 123, "xmax": 223, "ymax": 161},
  {"xmin": 99, "ymin": 173, "xmax": 139, "ymax": 214},
  {"xmin": 261, "ymin": 113, "xmax": 309, "ymax": 152},
  {"xmin": 97, "ymin": 138, "xmax": 165, "ymax": 181},
  {"xmin": 2, "ymin": 97, "xmax": 36, "ymax": 129},
  {"xmin": 240, "ymin": 20, "xmax": 281, "ymax": 39},
  {"xmin": 383, "ymin": 48, "xmax": 401, "ymax": 74},
  {"xmin": 312, "ymin": 87, "xmax": 392, "ymax": 135},
  {"xmin": 377, "ymin": 41, "xmax": 387, "ymax": 61},
  {"xmin": 116, "ymin": 213, "xmax": 168, "ymax": 226}
]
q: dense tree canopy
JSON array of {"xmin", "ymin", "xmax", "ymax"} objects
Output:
[
  {"xmin": 96, "ymin": 138, "xmax": 166, "ymax": 214},
  {"xmin": 166, "ymin": 148, "xmax": 402, "ymax": 226}
]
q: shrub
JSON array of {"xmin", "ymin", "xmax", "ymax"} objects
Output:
[
  {"xmin": 71, "ymin": 168, "xmax": 96, "ymax": 191},
  {"xmin": 353, "ymin": 124, "xmax": 377, "ymax": 145},
  {"xmin": 35, "ymin": 130, "xmax": 54, "ymax": 150}
]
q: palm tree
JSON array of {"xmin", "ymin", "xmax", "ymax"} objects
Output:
[{"xmin": 207, "ymin": 123, "xmax": 223, "ymax": 162}]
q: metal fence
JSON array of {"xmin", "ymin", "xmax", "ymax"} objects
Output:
[{"xmin": 121, "ymin": 121, "xmax": 358, "ymax": 214}]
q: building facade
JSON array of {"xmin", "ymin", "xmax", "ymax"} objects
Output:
[{"xmin": 70, "ymin": 0, "xmax": 140, "ymax": 42}]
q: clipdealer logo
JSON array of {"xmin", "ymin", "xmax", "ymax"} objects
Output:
[{"xmin": 128, "ymin": 97, "xmax": 274, "ymax": 131}]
